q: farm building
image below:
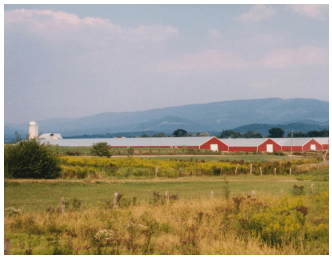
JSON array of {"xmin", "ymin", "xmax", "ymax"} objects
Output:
[
  {"xmin": 272, "ymin": 138, "xmax": 323, "ymax": 151},
  {"xmin": 39, "ymin": 133, "xmax": 63, "ymax": 140},
  {"xmin": 39, "ymin": 137, "xmax": 229, "ymax": 151},
  {"xmin": 312, "ymin": 138, "xmax": 329, "ymax": 149},
  {"xmin": 219, "ymin": 138, "xmax": 282, "ymax": 152}
]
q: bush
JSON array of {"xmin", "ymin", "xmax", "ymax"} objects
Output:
[
  {"xmin": 65, "ymin": 150, "xmax": 81, "ymax": 156},
  {"xmin": 90, "ymin": 142, "xmax": 112, "ymax": 158},
  {"xmin": 4, "ymin": 139, "xmax": 61, "ymax": 179}
]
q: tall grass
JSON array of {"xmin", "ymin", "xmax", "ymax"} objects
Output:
[{"xmin": 4, "ymin": 190, "xmax": 329, "ymax": 255}]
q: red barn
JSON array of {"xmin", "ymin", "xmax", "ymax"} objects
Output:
[
  {"xmin": 273, "ymin": 138, "xmax": 323, "ymax": 151},
  {"xmin": 313, "ymin": 138, "xmax": 329, "ymax": 149},
  {"xmin": 220, "ymin": 138, "xmax": 281, "ymax": 152}
]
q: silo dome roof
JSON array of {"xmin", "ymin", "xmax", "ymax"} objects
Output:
[{"xmin": 28, "ymin": 121, "xmax": 37, "ymax": 126}]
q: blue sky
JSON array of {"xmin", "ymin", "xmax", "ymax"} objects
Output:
[{"xmin": 4, "ymin": 4, "xmax": 329, "ymax": 124}]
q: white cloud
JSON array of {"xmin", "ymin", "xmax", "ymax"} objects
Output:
[
  {"xmin": 4, "ymin": 9, "xmax": 180, "ymax": 44},
  {"xmin": 233, "ymin": 5, "xmax": 276, "ymax": 23},
  {"xmin": 287, "ymin": 4, "xmax": 328, "ymax": 21},
  {"xmin": 158, "ymin": 50, "xmax": 249, "ymax": 74},
  {"xmin": 207, "ymin": 29, "xmax": 221, "ymax": 40},
  {"xmin": 260, "ymin": 46, "xmax": 328, "ymax": 68}
]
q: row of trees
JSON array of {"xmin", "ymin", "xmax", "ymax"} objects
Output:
[
  {"xmin": 145, "ymin": 128, "xmax": 329, "ymax": 138},
  {"xmin": 141, "ymin": 130, "xmax": 210, "ymax": 138},
  {"xmin": 219, "ymin": 128, "xmax": 329, "ymax": 138}
]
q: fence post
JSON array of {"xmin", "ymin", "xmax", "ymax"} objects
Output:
[
  {"xmin": 165, "ymin": 191, "xmax": 169, "ymax": 204},
  {"xmin": 220, "ymin": 167, "xmax": 223, "ymax": 176},
  {"xmin": 274, "ymin": 168, "xmax": 276, "ymax": 176},
  {"xmin": 211, "ymin": 190, "xmax": 213, "ymax": 200},
  {"xmin": 252, "ymin": 190, "xmax": 255, "ymax": 199},
  {"xmin": 179, "ymin": 168, "xmax": 182, "ymax": 177},
  {"xmin": 250, "ymin": 164, "xmax": 252, "ymax": 175},
  {"xmin": 298, "ymin": 166, "xmax": 300, "ymax": 174},
  {"xmin": 155, "ymin": 165, "xmax": 158, "ymax": 178},
  {"xmin": 4, "ymin": 238, "xmax": 10, "ymax": 255},
  {"xmin": 260, "ymin": 167, "xmax": 262, "ymax": 176},
  {"xmin": 235, "ymin": 165, "xmax": 238, "ymax": 175},
  {"xmin": 281, "ymin": 188, "xmax": 283, "ymax": 195},
  {"xmin": 61, "ymin": 197, "xmax": 65, "ymax": 213},
  {"xmin": 114, "ymin": 193, "xmax": 118, "ymax": 208},
  {"xmin": 310, "ymin": 184, "xmax": 314, "ymax": 196},
  {"xmin": 290, "ymin": 168, "xmax": 292, "ymax": 175},
  {"xmin": 317, "ymin": 162, "xmax": 319, "ymax": 169}
]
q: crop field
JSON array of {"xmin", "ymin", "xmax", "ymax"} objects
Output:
[{"xmin": 4, "ymin": 152, "xmax": 329, "ymax": 255}]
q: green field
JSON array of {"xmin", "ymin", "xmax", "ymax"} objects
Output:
[{"xmin": 4, "ymin": 167, "xmax": 328, "ymax": 212}]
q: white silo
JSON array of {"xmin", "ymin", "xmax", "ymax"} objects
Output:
[{"xmin": 28, "ymin": 121, "xmax": 38, "ymax": 139}]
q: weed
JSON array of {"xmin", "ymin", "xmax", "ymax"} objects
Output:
[{"xmin": 292, "ymin": 185, "xmax": 305, "ymax": 196}]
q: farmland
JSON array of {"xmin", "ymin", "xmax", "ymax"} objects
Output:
[{"xmin": 4, "ymin": 151, "xmax": 329, "ymax": 255}]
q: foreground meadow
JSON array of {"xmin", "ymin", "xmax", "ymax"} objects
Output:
[
  {"xmin": 5, "ymin": 167, "xmax": 329, "ymax": 255},
  {"xmin": 4, "ymin": 189, "xmax": 329, "ymax": 255}
]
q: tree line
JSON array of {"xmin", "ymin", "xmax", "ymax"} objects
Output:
[{"xmin": 142, "ymin": 128, "xmax": 329, "ymax": 138}]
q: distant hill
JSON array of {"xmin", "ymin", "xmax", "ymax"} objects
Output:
[{"xmin": 4, "ymin": 98, "xmax": 329, "ymax": 141}]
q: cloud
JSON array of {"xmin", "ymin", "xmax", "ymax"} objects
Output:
[
  {"xmin": 207, "ymin": 29, "xmax": 221, "ymax": 40},
  {"xmin": 233, "ymin": 5, "xmax": 276, "ymax": 23},
  {"xmin": 287, "ymin": 4, "xmax": 328, "ymax": 21},
  {"xmin": 158, "ymin": 50, "xmax": 249, "ymax": 74},
  {"xmin": 260, "ymin": 46, "xmax": 328, "ymax": 68},
  {"xmin": 4, "ymin": 9, "xmax": 180, "ymax": 44}
]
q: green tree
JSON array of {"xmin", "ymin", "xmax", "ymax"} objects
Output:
[
  {"xmin": 307, "ymin": 130, "xmax": 320, "ymax": 137},
  {"xmin": 196, "ymin": 132, "xmax": 210, "ymax": 137},
  {"xmin": 268, "ymin": 127, "xmax": 285, "ymax": 138},
  {"xmin": 243, "ymin": 130, "xmax": 263, "ymax": 138},
  {"xmin": 153, "ymin": 132, "xmax": 167, "ymax": 137},
  {"xmin": 141, "ymin": 134, "xmax": 150, "ymax": 138},
  {"xmin": 319, "ymin": 129, "xmax": 329, "ymax": 137},
  {"xmin": 172, "ymin": 129, "xmax": 188, "ymax": 137},
  {"xmin": 90, "ymin": 142, "xmax": 112, "ymax": 158},
  {"xmin": 287, "ymin": 130, "xmax": 307, "ymax": 138},
  {"xmin": 219, "ymin": 130, "xmax": 242, "ymax": 138},
  {"xmin": 4, "ymin": 139, "xmax": 61, "ymax": 179}
]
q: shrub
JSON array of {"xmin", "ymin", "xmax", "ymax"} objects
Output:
[
  {"xmin": 90, "ymin": 142, "xmax": 112, "ymax": 158},
  {"xmin": 65, "ymin": 150, "xmax": 81, "ymax": 156},
  {"xmin": 4, "ymin": 139, "xmax": 61, "ymax": 179}
]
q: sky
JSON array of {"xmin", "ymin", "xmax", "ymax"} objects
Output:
[{"xmin": 4, "ymin": 4, "xmax": 329, "ymax": 124}]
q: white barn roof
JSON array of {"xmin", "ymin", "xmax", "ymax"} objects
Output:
[
  {"xmin": 312, "ymin": 137, "xmax": 329, "ymax": 145},
  {"xmin": 39, "ymin": 137, "xmax": 217, "ymax": 147},
  {"xmin": 273, "ymin": 138, "xmax": 320, "ymax": 146}
]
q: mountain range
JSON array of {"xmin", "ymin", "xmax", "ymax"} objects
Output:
[{"xmin": 4, "ymin": 98, "xmax": 329, "ymax": 140}]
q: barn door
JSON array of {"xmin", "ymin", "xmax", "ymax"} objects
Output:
[
  {"xmin": 266, "ymin": 144, "xmax": 273, "ymax": 152},
  {"xmin": 310, "ymin": 144, "xmax": 316, "ymax": 151},
  {"xmin": 210, "ymin": 144, "xmax": 218, "ymax": 151}
]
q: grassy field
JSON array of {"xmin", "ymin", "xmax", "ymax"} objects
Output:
[
  {"xmin": 4, "ymin": 167, "xmax": 328, "ymax": 212},
  {"xmin": 4, "ymin": 150, "xmax": 329, "ymax": 255},
  {"xmin": 43, "ymin": 145, "xmax": 325, "ymax": 158},
  {"xmin": 4, "ymin": 176, "xmax": 329, "ymax": 254},
  {"xmin": 138, "ymin": 155, "xmax": 305, "ymax": 162}
]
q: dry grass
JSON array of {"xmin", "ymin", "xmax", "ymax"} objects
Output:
[{"xmin": 4, "ymin": 191, "xmax": 329, "ymax": 255}]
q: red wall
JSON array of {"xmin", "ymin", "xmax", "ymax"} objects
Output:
[
  {"xmin": 200, "ymin": 137, "xmax": 229, "ymax": 151},
  {"xmin": 282, "ymin": 146, "xmax": 303, "ymax": 151},
  {"xmin": 258, "ymin": 139, "xmax": 282, "ymax": 152},
  {"xmin": 303, "ymin": 139, "xmax": 323, "ymax": 151},
  {"xmin": 229, "ymin": 147, "xmax": 258, "ymax": 152},
  {"xmin": 322, "ymin": 144, "xmax": 329, "ymax": 149}
]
